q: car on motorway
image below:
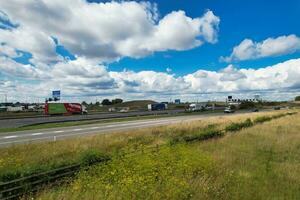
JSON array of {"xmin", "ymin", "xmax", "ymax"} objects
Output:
[
  {"xmin": 224, "ymin": 107, "xmax": 235, "ymax": 113},
  {"xmin": 119, "ymin": 107, "xmax": 129, "ymax": 113},
  {"xmin": 274, "ymin": 106, "xmax": 281, "ymax": 110},
  {"xmin": 252, "ymin": 108, "xmax": 259, "ymax": 112}
]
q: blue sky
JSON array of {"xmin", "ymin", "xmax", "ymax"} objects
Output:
[
  {"xmin": 0, "ymin": 0, "xmax": 300, "ymax": 102},
  {"xmin": 12, "ymin": 0, "xmax": 299, "ymax": 74},
  {"xmin": 108, "ymin": 0, "xmax": 300, "ymax": 75}
]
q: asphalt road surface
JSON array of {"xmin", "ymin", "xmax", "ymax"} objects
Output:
[
  {"xmin": 0, "ymin": 110, "xmax": 185, "ymax": 128},
  {"xmin": 0, "ymin": 111, "xmax": 252, "ymax": 148}
]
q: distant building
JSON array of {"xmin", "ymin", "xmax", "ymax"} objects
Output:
[
  {"xmin": 6, "ymin": 106, "xmax": 24, "ymax": 112},
  {"xmin": 0, "ymin": 102, "xmax": 13, "ymax": 107},
  {"xmin": 0, "ymin": 106, "xmax": 7, "ymax": 112},
  {"xmin": 174, "ymin": 99, "xmax": 181, "ymax": 104},
  {"xmin": 226, "ymin": 95, "xmax": 262, "ymax": 104}
]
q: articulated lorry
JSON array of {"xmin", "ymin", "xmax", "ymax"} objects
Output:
[
  {"xmin": 188, "ymin": 103, "xmax": 206, "ymax": 112},
  {"xmin": 44, "ymin": 103, "xmax": 87, "ymax": 115},
  {"xmin": 148, "ymin": 103, "xmax": 168, "ymax": 111}
]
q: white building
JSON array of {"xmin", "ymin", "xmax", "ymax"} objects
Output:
[{"xmin": 226, "ymin": 95, "xmax": 261, "ymax": 104}]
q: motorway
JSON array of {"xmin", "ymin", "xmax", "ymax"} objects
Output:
[
  {"xmin": 0, "ymin": 111, "xmax": 239, "ymax": 147},
  {"xmin": 0, "ymin": 110, "xmax": 185, "ymax": 128}
]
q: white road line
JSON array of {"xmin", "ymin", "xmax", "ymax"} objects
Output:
[
  {"xmin": 102, "ymin": 120, "xmax": 168, "ymax": 128},
  {"xmin": 0, "ymin": 136, "xmax": 54, "ymax": 146},
  {"xmin": 88, "ymin": 127, "xmax": 99, "ymax": 130},
  {"xmin": 31, "ymin": 132, "xmax": 44, "ymax": 136},
  {"xmin": 103, "ymin": 125, "xmax": 115, "ymax": 128},
  {"xmin": 73, "ymin": 128, "xmax": 83, "ymax": 131},
  {"xmin": 53, "ymin": 130, "xmax": 64, "ymax": 133},
  {"xmin": 3, "ymin": 135, "xmax": 18, "ymax": 139}
]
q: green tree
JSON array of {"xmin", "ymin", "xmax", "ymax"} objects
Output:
[
  {"xmin": 81, "ymin": 101, "xmax": 88, "ymax": 106},
  {"xmin": 239, "ymin": 101, "xmax": 256, "ymax": 109},
  {"xmin": 101, "ymin": 99, "xmax": 112, "ymax": 105},
  {"xmin": 112, "ymin": 98, "xmax": 123, "ymax": 104},
  {"xmin": 295, "ymin": 96, "xmax": 300, "ymax": 101}
]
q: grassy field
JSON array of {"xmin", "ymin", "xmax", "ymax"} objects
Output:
[
  {"xmin": 24, "ymin": 109, "xmax": 299, "ymax": 200},
  {"xmin": 0, "ymin": 111, "xmax": 43, "ymax": 119},
  {"xmin": 0, "ymin": 111, "xmax": 300, "ymax": 199}
]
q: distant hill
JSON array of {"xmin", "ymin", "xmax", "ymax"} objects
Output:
[{"xmin": 114, "ymin": 100, "xmax": 157, "ymax": 111}]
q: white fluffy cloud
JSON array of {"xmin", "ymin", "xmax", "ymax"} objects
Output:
[
  {"xmin": 0, "ymin": 56, "xmax": 48, "ymax": 79},
  {"xmin": 0, "ymin": 1, "xmax": 299, "ymax": 102},
  {"xmin": 0, "ymin": 0, "xmax": 219, "ymax": 63},
  {"xmin": 222, "ymin": 35, "xmax": 300, "ymax": 62},
  {"xmin": 1, "ymin": 56, "xmax": 300, "ymax": 101}
]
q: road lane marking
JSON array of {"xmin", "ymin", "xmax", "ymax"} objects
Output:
[
  {"xmin": 0, "ymin": 136, "xmax": 54, "ymax": 146},
  {"xmin": 53, "ymin": 130, "xmax": 64, "ymax": 133},
  {"xmin": 31, "ymin": 133, "xmax": 44, "ymax": 136},
  {"xmin": 73, "ymin": 128, "xmax": 83, "ymax": 131},
  {"xmin": 103, "ymin": 125, "xmax": 115, "ymax": 128},
  {"xmin": 88, "ymin": 127, "xmax": 99, "ymax": 130},
  {"xmin": 3, "ymin": 135, "xmax": 18, "ymax": 139}
]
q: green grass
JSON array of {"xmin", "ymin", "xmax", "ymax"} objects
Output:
[
  {"xmin": 225, "ymin": 118, "xmax": 254, "ymax": 132},
  {"xmin": 0, "ymin": 111, "xmax": 43, "ymax": 119},
  {"xmin": 169, "ymin": 124, "xmax": 224, "ymax": 144},
  {"xmin": 0, "ymin": 110, "xmax": 298, "ymax": 199},
  {"xmin": 35, "ymin": 111, "xmax": 300, "ymax": 200},
  {"xmin": 0, "ymin": 110, "xmax": 274, "ymax": 183},
  {"xmin": 38, "ymin": 145, "xmax": 214, "ymax": 200}
]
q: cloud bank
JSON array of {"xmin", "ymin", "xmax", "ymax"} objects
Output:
[
  {"xmin": 0, "ymin": 1, "xmax": 299, "ymax": 102},
  {"xmin": 0, "ymin": 0, "xmax": 219, "ymax": 64},
  {"xmin": 1, "ymin": 57, "xmax": 300, "ymax": 102},
  {"xmin": 222, "ymin": 35, "xmax": 300, "ymax": 62}
]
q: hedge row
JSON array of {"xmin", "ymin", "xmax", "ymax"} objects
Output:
[
  {"xmin": 171, "ymin": 112, "xmax": 298, "ymax": 145},
  {"xmin": 225, "ymin": 118, "xmax": 253, "ymax": 132},
  {"xmin": 225, "ymin": 112, "xmax": 297, "ymax": 133},
  {"xmin": 170, "ymin": 125, "xmax": 224, "ymax": 145}
]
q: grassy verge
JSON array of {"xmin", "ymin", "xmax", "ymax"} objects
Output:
[
  {"xmin": 0, "ymin": 111, "xmax": 294, "ymax": 184},
  {"xmin": 0, "ymin": 110, "xmax": 223, "ymax": 134},
  {"xmin": 36, "ymin": 111, "xmax": 300, "ymax": 200}
]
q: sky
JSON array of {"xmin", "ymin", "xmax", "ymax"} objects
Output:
[{"xmin": 0, "ymin": 0, "xmax": 300, "ymax": 103}]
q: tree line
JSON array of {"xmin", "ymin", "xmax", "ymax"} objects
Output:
[{"xmin": 82, "ymin": 98, "xmax": 123, "ymax": 106}]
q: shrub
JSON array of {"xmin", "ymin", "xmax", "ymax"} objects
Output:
[
  {"xmin": 225, "ymin": 118, "xmax": 253, "ymax": 132},
  {"xmin": 254, "ymin": 116, "xmax": 272, "ymax": 124},
  {"xmin": 170, "ymin": 125, "xmax": 223, "ymax": 144},
  {"xmin": 271, "ymin": 114, "xmax": 285, "ymax": 119},
  {"xmin": 239, "ymin": 101, "xmax": 256, "ymax": 109},
  {"xmin": 80, "ymin": 149, "xmax": 110, "ymax": 165}
]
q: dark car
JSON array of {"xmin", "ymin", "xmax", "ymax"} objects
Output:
[
  {"xmin": 274, "ymin": 106, "xmax": 281, "ymax": 110},
  {"xmin": 252, "ymin": 108, "xmax": 259, "ymax": 112}
]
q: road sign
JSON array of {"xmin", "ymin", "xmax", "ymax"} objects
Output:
[{"xmin": 52, "ymin": 90, "xmax": 61, "ymax": 100}]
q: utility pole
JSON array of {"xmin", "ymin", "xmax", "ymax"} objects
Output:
[{"xmin": 5, "ymin": 94, "xmax": 7, "ymax": 103}]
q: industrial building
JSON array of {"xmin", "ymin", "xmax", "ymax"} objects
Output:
[{"xmin": 226, "ymin": 95, "xmax": 262, "ymax": 104}]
